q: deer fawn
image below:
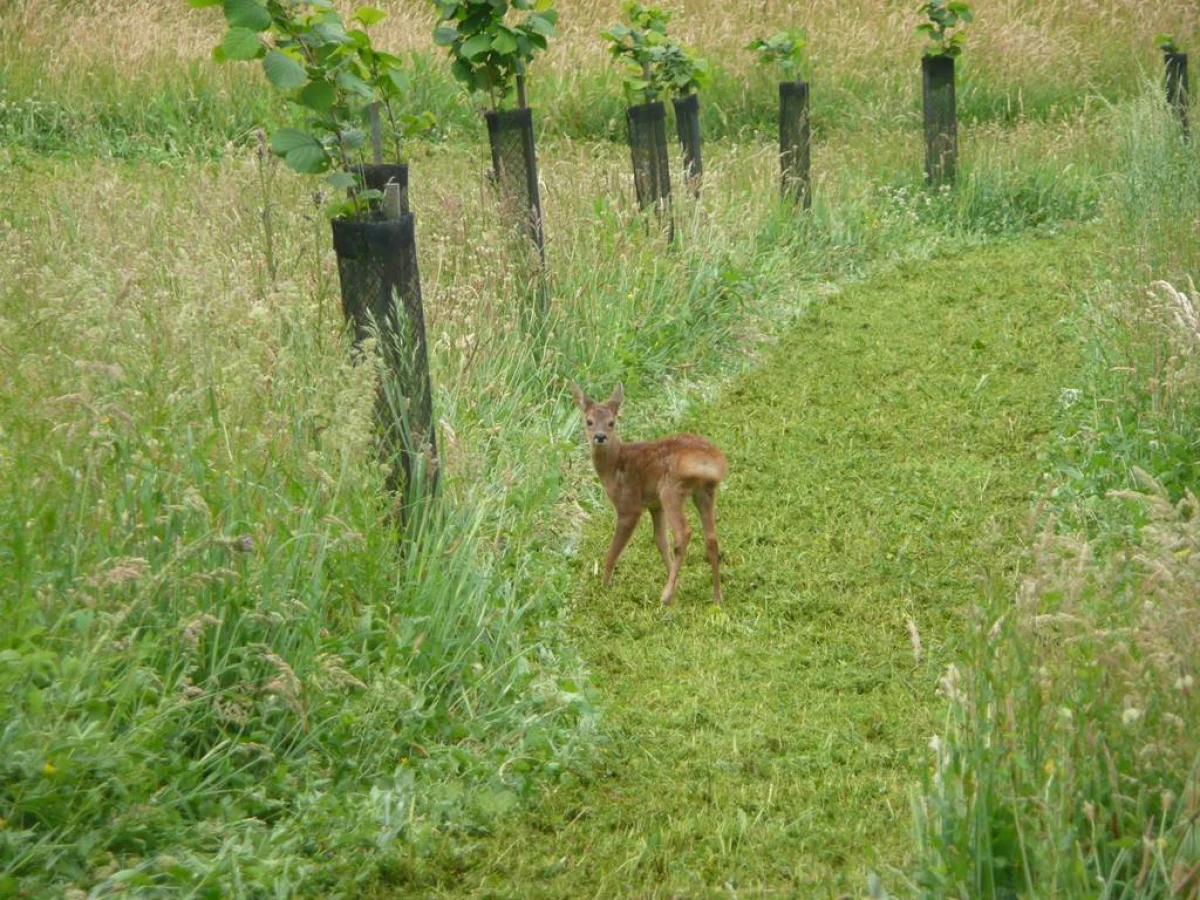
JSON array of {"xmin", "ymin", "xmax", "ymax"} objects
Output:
[{"xmin": 570, "ymin": 382, "xmax": 728, "ymax": 605}]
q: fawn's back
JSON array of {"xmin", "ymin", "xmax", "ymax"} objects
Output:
[{"xmin": 604, "ymin": 435, "xmax": 727, "ymax": 507}]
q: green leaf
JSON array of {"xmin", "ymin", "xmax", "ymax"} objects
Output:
[
  {"xmin": 188, "ymin": 0, "xmax": 223, "ymax": 7},
  {"xmin": 284, "ymin": 144, "xmax": 331, "ymax": 174},
  {"xmin": 298, "ymin": 79, "xmax": 336, "ymax": 112},
  {"xmin": 527, "ymin": 14, "xmax": 556, "ymax": 37},
  {"xmin": 220, "ymin": 27, "xmax": 264, "ymax": 61},
  {"xmin": 269, "ymin": 127, "xmax": 321, "ymax": 155},
  {"xmin": 449, "ymin": 58, "xmax": 473, "ymax": 86},
  {"xmin": 352, "ymin": 6, "xmax": 387, "ymax": 26},
  {"xmin": 326, "ymin": 171, "xmax": 358, "ymax": 190},
  {"xmin": 312, "ymin": 20, "xmax": 353, "ymax": 46},
  {"xmin": 433, "ymin": 25, "xmax": 459, "ymax": 46},
  {"xmin": 222, "ymin": 0, "xmax": 271, "ymax": 31},
  {"xmin": 263, "ymin": 50, "xmax": 308, "ymax": 90},
  {"xmin": 385, "ymin": 69, "xmax": 412, "ymax": 93},
  {"xmin": 340, "ymin": 128, "xmax": 366, "ymax": 150},
  {"xmin": 461, "ymin": 33, "xmax": 493, "ymax": 60},
  {"xmin": 336, "ymin": 71, "xmax": 375, "ymax": 99},
  {"xmin": 491, "ymin": 30, "xmax": 518, "ymax": 55}
]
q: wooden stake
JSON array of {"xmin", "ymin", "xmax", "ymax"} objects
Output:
[{"xmin": 369, "ymin": 102, "xmax": 383, "ymax": 165}]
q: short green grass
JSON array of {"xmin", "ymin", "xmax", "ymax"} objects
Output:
[{"xmin": 392, "ymin": 233, "xmax": 1095, "ymax": 897}]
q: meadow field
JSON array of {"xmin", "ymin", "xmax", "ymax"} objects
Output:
[{"xmin": 2, "ymin": 0, "xmax": 1198, "ymax": 896}]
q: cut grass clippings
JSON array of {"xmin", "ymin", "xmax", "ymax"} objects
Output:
[{"xmin": 402, "ymin": 232, "xmax": 1099, "ymax": 897}]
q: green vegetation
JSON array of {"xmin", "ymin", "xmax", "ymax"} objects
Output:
[
  {"xmin": 0, "ymin": 0, "xmax": 1197, "ymax": 896},
  {"xmin": 917, "ymin": 0, "xmax": 975, "ymax": 59},
  {"xmin": 601, "ymin": 2, "xmax": 710, "ymax": 104},
  {"xmin": 746, "ymin": 30, "xmax": 809, "ymax": 83},
  {"xmin": 423, "ymin": 233, "xmax": 1096, "ymax": 897},
  {"xmin": 432, "ymin": 0, "xmax": 558, "ymax": 110}
]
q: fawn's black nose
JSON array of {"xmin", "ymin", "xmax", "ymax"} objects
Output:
[{"xmin": 593, "ymin": 433, "xmax": 607, "ymax": 444}]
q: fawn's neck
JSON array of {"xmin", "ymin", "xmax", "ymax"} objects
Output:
[{"xmin": 590, "ymin": 439, "xmax": 623, "ymax": 478}]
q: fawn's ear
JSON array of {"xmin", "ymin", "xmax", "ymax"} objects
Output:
[
  {"xmin": 569, "ymin": 381, "xmax": 589, "ymax": 412},
  {"xmin": 606, "ymin": 383, "xmax": 624, "ymax": 415}
]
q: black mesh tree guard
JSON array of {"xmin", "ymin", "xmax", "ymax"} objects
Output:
[
  {"xmin": 626, "ymin": 100, "xmax": 673, "ymax": 230},
  {"xmin": 922, "ymin": 55, "xmax": 958, "ymax": 186},
  {"xmin": 330, "ymin": 211, "xmax": 438, "ymax": 507},
  {"xmin": 352, "ymin": 162, "xmax": 409, "ymax": 215},
  {"xmin": 1165, "ymin": 51, "xmax": 1190, "ymax": 138},
  {"xmin": 672, "ymin": 92, "xmax": 703, "ymax": 195},
  {"xmin": 485, "ymin": 107, "xmax": 545, "ymax": 262},
  {"xmin": 779, "ymin": 80, "xmax": 812, "ymax": 208}
]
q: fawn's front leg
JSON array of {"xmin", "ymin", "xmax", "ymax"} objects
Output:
[{"xmin": 602, "ymin": 510, "xmax": 641, "ymax": 587}]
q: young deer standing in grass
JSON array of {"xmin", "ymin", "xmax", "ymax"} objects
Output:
[{"xmin": 570, "ymin": 383, "xmax": 728, "ymax": 604}]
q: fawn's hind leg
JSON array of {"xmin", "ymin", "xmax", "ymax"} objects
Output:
[
  {"xmin": 650, "ymin": 505, "xmax": 672, "ymax": 576},
  {"xmin": 693, "ymin": 485, "xmax": 722, "ymax": 604},
  {"xmin": 659, "ymin": 488, "xmax": 691, "ymax": 605}
]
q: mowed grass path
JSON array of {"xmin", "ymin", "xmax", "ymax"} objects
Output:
[{"xmin": 426, "ymin": 235, "xmax": 1089, "ymax": 897}]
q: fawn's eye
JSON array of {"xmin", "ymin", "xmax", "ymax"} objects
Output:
[{"xmin": 586, "ymin": 419, "xmax": 593, "ymax": 426}]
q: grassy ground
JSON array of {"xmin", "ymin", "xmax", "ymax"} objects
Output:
[
  {"xmin": 2, "ymin": 1, "xmax": 1198, "ymax": 896},
  {"xmin": 389, "ymin": 233, "xmax": 1094, "ymax": 897}
]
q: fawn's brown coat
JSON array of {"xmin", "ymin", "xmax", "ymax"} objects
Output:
[{"xmin": 570, "ymin": 383, "xmax": 728, "ymax": 604}]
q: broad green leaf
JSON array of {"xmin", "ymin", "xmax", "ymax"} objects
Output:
[
  {"xmin": 526, "ymin": 14, "xmax": 556, "ymax": 37},
  {"xmin": 220, "ymin": 27, "xmax": 264, "ymax": 61},
  {"xmin": 298, "ymin": 79, "xmax": 336, "ymax": 112},
  {"xmin": 433, "ymin": 26, "xmax": 459, "ymax": 46},
  {"xmin": 285, "ymin": 144, "xmax": 331, "ymax": 174},
  {"xmin": 461, "ymin": 33, "xmax": 493, "ymax": 60},
  {"xmin": 270, "ymin": 127, "xmax": 321, "ymax": 155},
  {"xmin": 263, "ymin": 50, "xmax": 308, "ymax": 90},
  {"xmin": 340, "ymin": 128, "xmax": 366, "ymax": 150},
  {"xmin": 352, "ymin": 6, "xmax": 387, "ymax": 26},
  {"xmin": 450, "ymin": 58, "xmax": 473, "ymax": 85},
  {"xmin": 336, "ymin": 71, "xmax": 375, "ymax": 99},
  {"xmin": 222, "ymin": 0, "xmax": 271, "ymax": 31},
  {"xmin": 491, "ymin": 30, "xmax": 517, "ymax": 54},
  {"xmin": 313, "ymin": 20, "xmax": 353, "ymax": 46},
  {"xmin": 326, "ymin": 171, "xmax": 358, "ymax": 190},
  {"xmin": 385, "ymin": 69, "xmax": 412, "ymax": 93}
]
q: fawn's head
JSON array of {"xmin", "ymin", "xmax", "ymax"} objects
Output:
[{"xmin": 570, "ymin": 382, "xmax": 623, "ymax": 448}]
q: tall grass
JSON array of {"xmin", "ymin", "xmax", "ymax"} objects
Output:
[
  {"xmin": 909, "ymin": 92, "xmax": 1200, "ymax": 899},
  {"xmin": 2, "ymin": 0, "xmax": 1196, "ymax": 157}
]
